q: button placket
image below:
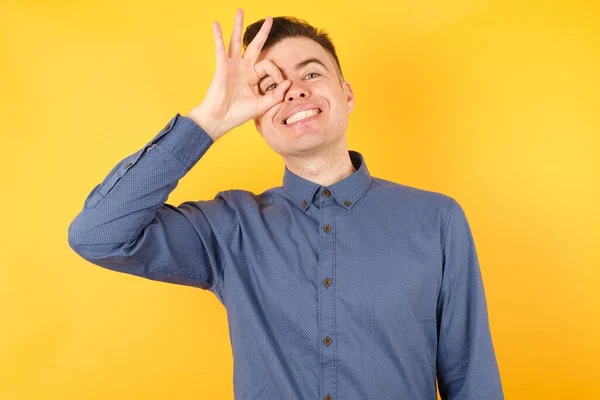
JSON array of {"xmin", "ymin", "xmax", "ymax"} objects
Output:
[{"xmin": 318, "ymin": 185, "xmax": 337, "ymax": 399}]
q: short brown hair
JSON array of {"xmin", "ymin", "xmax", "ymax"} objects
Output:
[{"xmin": 243, "ymin": 16, "xmax": 345, "ymax": 86}]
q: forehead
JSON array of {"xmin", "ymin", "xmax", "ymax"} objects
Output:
[{"xmin": 255, "ymin": 36, "xmax": 334, "ymax": 73}]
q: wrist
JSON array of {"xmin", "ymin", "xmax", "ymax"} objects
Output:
[{"xmin": 186, "ymin": 108, "xmax": 223, "ymax": 141}]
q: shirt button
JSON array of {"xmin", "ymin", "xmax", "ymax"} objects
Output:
[
  {"xmin": 322, "ymin": 277, "xmax": 331, "ymax": 287},
  {"xmin": 344, "ymin": 199, "xmax": 352, "ymax": 206},
  {"xmin": 324, "ymin": 395, "xmax": 333, "ymax": 400},
  {"xmin": 301, "ymin": 200, "xmax": 307, "ymax": 207},
  {"xmin": 323, "ymin": 224, "xmax": 331, "ymax": 233},
  {"xmin": 164, "ymin": 123, "xmax": 171, "ymax": 130},
  {"xmin": 323, "ymin": 336, "xmax": 332, "ymax": 346},
  {"xmin": 322, "ymin": 188, "xmax": 330, "ymax": 197}
]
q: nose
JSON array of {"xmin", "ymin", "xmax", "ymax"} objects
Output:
[
  {"xmin": 286, "ymin": 92, "xmax": 305, "ymax": 101},
  {"xmin": 284, "ymin": 80, "xmax": 308, "ymax": 102}
]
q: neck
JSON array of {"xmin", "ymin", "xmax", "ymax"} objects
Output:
[{"xmin": 283, "ymin": 141, "xmax": 356, "ymax": 187}]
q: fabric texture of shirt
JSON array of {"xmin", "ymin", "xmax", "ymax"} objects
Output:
[{"xmin": 68, "ymin": 113, "xmax": 504, "ymax": 400}]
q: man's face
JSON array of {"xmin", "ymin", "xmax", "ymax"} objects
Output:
[{"xmin": 252, "ymin": 36, "xmax": 355, "ymax": 157}]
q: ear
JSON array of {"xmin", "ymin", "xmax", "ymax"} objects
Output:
[{"xmin": 342, "ymin": 81, "xmax": 355, "ymax": 114}]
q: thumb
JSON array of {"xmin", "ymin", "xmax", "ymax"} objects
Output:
[{"xmin": 257, "ymin": 80, "xmax": 291, "ymax": 113}]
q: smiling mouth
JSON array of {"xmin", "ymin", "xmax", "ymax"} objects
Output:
[{"xmin": 282, "ymin": 108, "xmax": 323, "ymax": 125}]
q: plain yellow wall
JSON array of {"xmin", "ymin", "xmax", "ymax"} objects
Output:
[{"xmin": 1, "ymin": 0, "xmax": 599, "ymax": 398}]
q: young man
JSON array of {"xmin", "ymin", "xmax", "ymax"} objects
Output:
[{"xmin": 68, "ymin": 9, "xmax": 504, "ymax": 400}]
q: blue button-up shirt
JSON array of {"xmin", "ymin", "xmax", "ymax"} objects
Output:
[{"xmin": 68, "ymin": 113, "xmax": 504, "ymax": 399}]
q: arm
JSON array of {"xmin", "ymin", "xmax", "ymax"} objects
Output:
[
  {"xmin": 67, "ymin": 114, "xmax": 237, "ymax": 294},
  {"xmin": 68, "ymin": 9, "xmax": 290, "ymax": 296},
  {"xmin": 436, "ymin": 198, "xmax": 504, "ymax": 399}
]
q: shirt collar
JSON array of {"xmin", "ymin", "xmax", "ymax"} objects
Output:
[{"xmin": 282, "ymin": 150, "xmax": 372, "ymax": 210}]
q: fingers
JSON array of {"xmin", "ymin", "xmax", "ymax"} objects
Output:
[
  {"xmin": 254, "ymin": 59, "xmax": 290, "ymax": 113},
  {"xmin": 271, "ymin": 79, "xmax": 291, "ymax": 98},
  {"xmin": 228, "ymin": 8, "xmax": 243, "ymax": 58},
  {"xmin": 254, "ymin": 59, "xmax": 284, "ymax": 92},
  {"xmin": 254, "ymin": 60, "xmax": 290, "ymax": 114},
  {"xmin": 257, "ymin": 79, "xmax": 291, "ymax": 114},
  {"xmin": 212, "ymin": 21, "xmax": 227, "ymax": 66},
  {"xmin": 243, "ymin": 16, "xmax": 273, "ymax": 64}
]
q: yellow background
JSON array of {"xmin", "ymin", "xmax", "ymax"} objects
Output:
[{"xmin": 1, "ymin": 0, "xmax": 599, "ymax": 398}]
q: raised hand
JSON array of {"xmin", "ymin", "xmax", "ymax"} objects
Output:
[{"xmin": 187, "ymin": 9, "xmax": 291, "ymax": 141}]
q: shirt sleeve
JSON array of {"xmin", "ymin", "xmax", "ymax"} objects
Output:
[
  {"xmin": 67, "ymin": 113, "xmax": 238, "ymax": 295},
  {"xmin": 436, "ymin": 198, "xmax": 504, "ymax": 399}
]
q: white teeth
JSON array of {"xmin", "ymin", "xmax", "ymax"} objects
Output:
[{"xmin": 285, "ymin": 108, "xmax": 321, "ymax": 125}]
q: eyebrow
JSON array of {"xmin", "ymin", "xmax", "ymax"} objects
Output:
[{"xmin": 258, "ymin": 57, "xmax": 328, "ymax": 89}]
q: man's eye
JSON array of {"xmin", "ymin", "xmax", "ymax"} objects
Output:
[{"xmin": 265, "ymin": 73, "xmax": 320, "ymax": 92}]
